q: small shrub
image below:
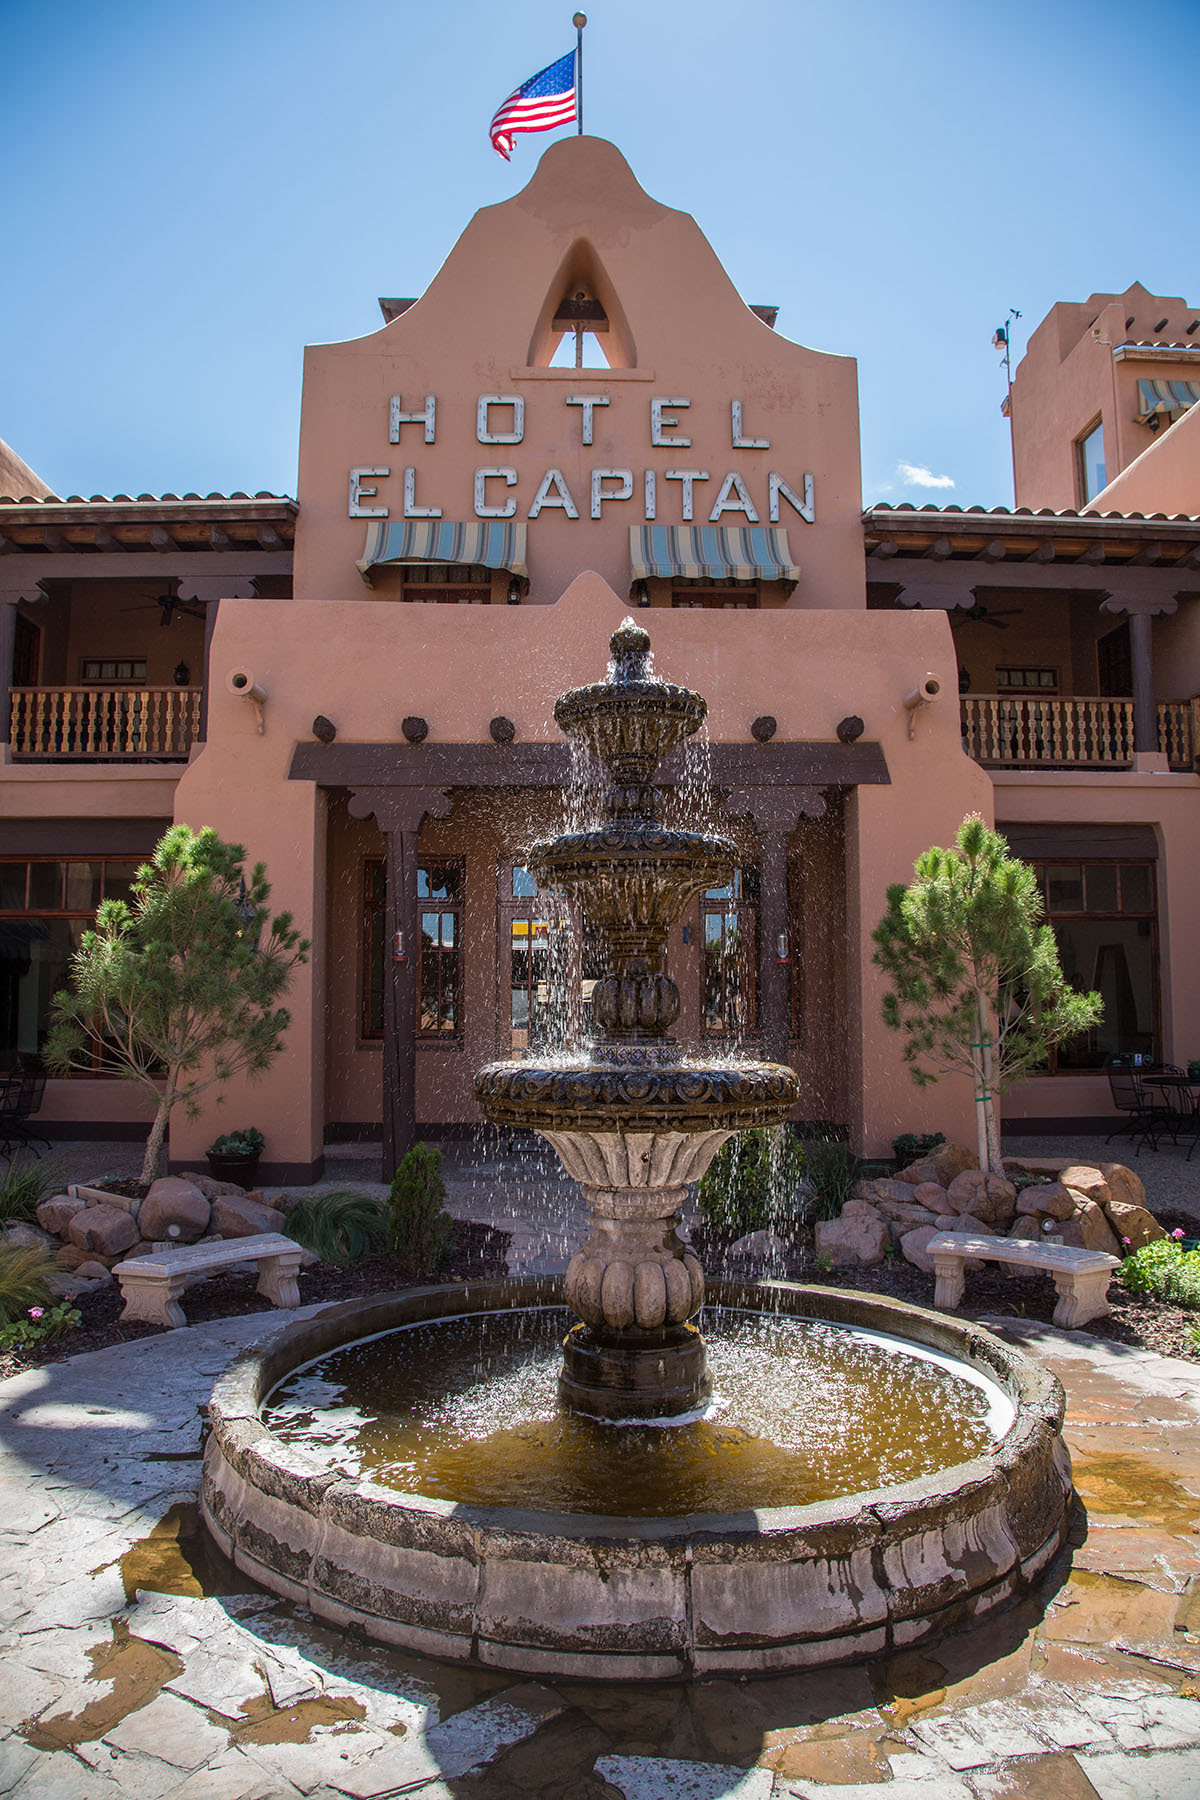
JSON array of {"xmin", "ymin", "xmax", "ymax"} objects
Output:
[
  {"xmin": 696, "ymin": 1128, "xmax": 807, "ymax": 1237},
  {"xmin": 803, "ymin": 1139, "xmax": 857, "ymax": 1222},
  {"xmin": 0, "ymin": 1158, "xmax": 60, "ymax": 1224},
  {"xmin": 206, "ymin": 1127, "xmax": 265, "ymax": 1159},
  {"xmin": 0, "ymin": 1298, "xmax": 81, "ymax": 1355},
  {"xmin": 0, "ymin": 1244, "xmax": 56, "ymax": 1325},
  {"xmin": 1119, "ymin": 1235, "xmax": 1200, "ymax": 1309},
  {"xmin": 891, "ymin": 1131, "xmax": 946, "ymax": 1167},
  {"xmin": 284, "ymin": 1189, "xmax": 387, "ymax": 1267},
  {"xmin": 387, "ymin": 1145, "xmax": 453, "ymax": 1276}
]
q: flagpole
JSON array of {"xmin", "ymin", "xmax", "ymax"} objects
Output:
[{"xmin": 573, "ymin": 12, "xmax": 586, "ymax": 133}]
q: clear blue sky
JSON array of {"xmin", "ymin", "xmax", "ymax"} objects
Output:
[{"xmin": 3, "ymin": 0, "xmax": 1197, "ymax": 510}]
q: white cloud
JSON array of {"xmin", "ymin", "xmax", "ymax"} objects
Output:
[{"xmin": 897, "ymin": 462, "xmax": 956, "ymax": 490}]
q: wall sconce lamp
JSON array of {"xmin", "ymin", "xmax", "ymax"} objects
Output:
[
  {"xmin": 507, "ymin": 577, "xmax": 523, "ymax": 605},
  {"xmin": 902, "ymin": 674, "xmax": 941, "ymax": 738},
  {"xmin": 631, "ymin": 579, "xmax": 650, "ymax": 608},
  {"xmin": 776, "ymin": 932, "xmax": 790, "ymax": 963},
  {"xmin": 392, "ymin": 930, "xmax": 407, "ymax": 963},
  {"xmin": 173, "ymin": 661, "xmax": 190, "ymax": 686},
  {"xmin": 226, "ymin": 668, "xmax": 267, "ymax": 733}
]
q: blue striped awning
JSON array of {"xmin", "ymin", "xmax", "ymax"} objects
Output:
[
  {"xmin": 630, "ymin": 525, "xmax": 800, "ymax": 583},
  {"xmin": 1135, "ymin": 378, "xmax": 1200, "ymax": 424},
  {"xmin": 357, "ymin": 519, "xmax": 528, "ymax": 581}
]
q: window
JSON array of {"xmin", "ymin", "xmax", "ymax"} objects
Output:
[
  {"xmin": 1076, "ymin": 420, "xmax": 1107, "ymax": 505},
  {"xmin": 995, "ymin": 668, "xmax": 1058, "ymax": 691},
  {"xmin": 672, "ymin": 588, "xmax": 759, "ymax": 609},
  {"xmin": 0, "ymin": 855, "xmax": 145, "ymax": 1069},
  {"xmin": 400, "ymin": 565, "xmax": 491, "ymax": 605},
  {"xmin": 1035, "ymin": 860, "xmax": 1158, "ymax": 1069},
  {"xmin": 360, "ymin": 858, "xmax": 464, "ymax": 1040},
  {"xmin": 504, "ymin": 866, "xmax": 560, "ymax": 1052},
  {"xmin": 80, "ymin": 659, "xmax": 147, "ymax": 682},
  {"xmin": 701, "ymin": 868, "xmax": 759, "ymax": 1035}
]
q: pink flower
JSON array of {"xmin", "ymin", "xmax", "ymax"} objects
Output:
[
  {"xmin": 1121, "ymin": 1237, "xmax": 1131, "ymax": 1246},
  {"xmin": 1172, "ymin": 1228, "xmax": 1187, "ymax": 1240},
  {"xmin": 27, "ymin": 1308, "xmax": 43, "ymax": 1320}
]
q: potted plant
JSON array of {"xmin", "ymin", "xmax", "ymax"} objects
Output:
[
  {"xmin": 890, "ymin": 1130, "xmax": 946, "ymax": 1168},
  {"xmin": 205, "ymin": 1127, "xmax": 265, "ymax": 1189}
]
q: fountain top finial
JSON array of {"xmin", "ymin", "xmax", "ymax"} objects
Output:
[{"xmin": 610, "ymin": 618, "xmax": 652, "ymax": 684}]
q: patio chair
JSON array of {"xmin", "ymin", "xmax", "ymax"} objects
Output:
[
  {"xmin": 1154, "ymin": 1076, "xmax": 1200, "ymax": 1163},
  {"xmin": 1105, "ymin": 1066, "xmax": 1169, "ymax": 1152},
  {"xmin": 0, "ymin": 1073, "xmax": 50, "ymax": 1158}
]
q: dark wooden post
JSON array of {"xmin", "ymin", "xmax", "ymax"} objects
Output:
[
  {"xmin": 0, "ymin": 601, "xmax": 16, "ymax": 747},
  {"xmin": 722, "ymin": 785, "xmax": 827, "ymax": 1066},
  {"xmin": 1100, "ymin": 591, "xmax": 1178, "ymax": 758},
  {"xmin": 348, "ymin": 786, "xmax": 453, "ymax": 1175}
]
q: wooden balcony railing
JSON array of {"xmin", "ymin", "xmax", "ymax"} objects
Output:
[
  {"xmin": 962, "ymin": 694, "xmax": 1198, "ymax": 771},
  {"xmin": 10, "ymin": 686, "xmax": 203, "ymax": 759}
]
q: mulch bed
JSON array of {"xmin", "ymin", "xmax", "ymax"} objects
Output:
[{"xmin": 3, "ymin": 1205, "xmax": 1196, "ymax": 1381}]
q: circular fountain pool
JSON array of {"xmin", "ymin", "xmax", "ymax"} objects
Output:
[{"xmin": 202, "ymin": 1277, "xmax": 1072, "ymax": 1680}]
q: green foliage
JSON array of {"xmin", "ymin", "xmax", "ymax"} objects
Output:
[
  {"xmin": 0, "ymin": 1244, "xmax": 56, "ymax": 1325},
  {"xmin": 44, "ymin": 826, "xmax": 310, "ymax": 1187},
  {"xmin": 697, "ymin": 1128, "xmax": 807, "ymax": 1236},
  {"xmin": 872, "ymin": 815, "xmax": 1103, "ymax": 1172},
  {"xmin": 206, "ymin": 1127, "xmax": 265, "ymax": 1159},
  {"xmin": 0, "ymin": 1297, "xmax": 81, "ymax": 1354},
  {"xmin": 1119, "ymin": 1237, "xmax": 1200, "ymax": 1309},
  {"xmin": 0, "ymin": 1158, "xmax": 61, "ymax": 1224},
  {"xmin": 284, "ymin": 1189, "xmax": 388, "ymax": 1267},
  {"xmin": 387, "ymin": 1145, "xmax": 453, "ymax": 1276},
  {"xmin": 891, "ymin": 1131, "xmax": 945, "ymax": 1166},
  {"xmin": 802, "ymin": 1139, "xmax": 857, "ymax": 1222}
]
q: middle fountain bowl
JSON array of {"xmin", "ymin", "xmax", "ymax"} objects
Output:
[{"xmin": 475, "ymin": 619, "xmax": 800, "ymax": 1420}]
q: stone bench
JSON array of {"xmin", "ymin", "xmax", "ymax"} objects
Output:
[
  {"xmin": 113, "ymin": 1233, "xmax": 303, "ymax": 1329},
  {"xmin": 926, "ymin": 1231, "xmax": 1120, "ymax": 1330}
]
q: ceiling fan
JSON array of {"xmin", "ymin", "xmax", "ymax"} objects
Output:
[
  {"xmin": 119, "ymin": 593, "xmax": 206, "ymax": 627},
  {"xmin": 950, "ymin": 602, "xmax": 1023, "ymax": 631}
]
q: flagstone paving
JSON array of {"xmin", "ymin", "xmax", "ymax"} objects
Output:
[{"xmin": 1, "ymin": 1301, "xmax": 1199, "ymax": 1798}]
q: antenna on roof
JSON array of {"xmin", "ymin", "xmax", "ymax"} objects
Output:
[{"xmin": 993, "ymin": 308, "xmax": 1022, "ymax": 502}]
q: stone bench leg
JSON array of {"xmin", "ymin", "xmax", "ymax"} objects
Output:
[
  {"xmin": 1052, "ymin": 1268, "xmax": 1113, "ymax": 1330},
  {"xmin": 116, "ymin": 1270, "xmax": 188, "ymax": 1329},
  {"xmin": 932, "ymin": 1254, "xmax": 967, "ymax": 1312},
  {"xmin": 257, "ymin": 1252, "xmax": 302, "ymax": 1309}
]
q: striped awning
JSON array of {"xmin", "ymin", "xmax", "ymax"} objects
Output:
[
  {"xmin": 1135, "ymin": 378, "xmax": 1200, "ymax": 424},
  {"xmin": 357, "ymin": 520, "xmax": 528, "ymax": 580},
  {"xmin": 629, "ymin": 525, "xmax": 800, "ymax": 583}
]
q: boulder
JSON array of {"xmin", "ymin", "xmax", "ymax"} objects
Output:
[
  {"xmin": 37, "ymin": 1195, "xmax": 87, "ymax": 1238},
  {"xmin": 1059, "ymin": 1164, "xmax": 1111, "ymax": 1208},
  {"xmin": 1099, "ymin": 1162, "xmax": 1148, "ymax": 1212},
  {"xmin": 841, "ymin": 1198, "xmax": 880, "ymax": 1217},
  {"xmin": 175, "ymin": 1172, "xmax": 248, "ymax": 1201},
  {"xmin": 1102, "ymin": 1199, "xmax": 1165, "ymax": 1253},
  {"xmin": 945, "ymin": 1169, "xmax": 1018, "ymax": 1225},
  {"xmin": 1059, "ymin": 1197, "xmax": 1123, "ymax": 1260},
  {"xmin": 56, "ymin": 1244, "xmax": 90, "ymax": 1270},
  {"xmin": 1015, "ymin": 1181, "xmax": 1076, "ymax": 1221},
  {"xmin": 815, "ymin": 1211, "xmax": 888, "ymax": 1268},
  {"xmin": 210, "ymin": 1194, "xmax": 287, "ymax": 1239},
  {"xmin": 67, "ymin": 1205, "xmax": 139, "ymax": 1258},
  {"xmin": 727, "ymin": 1229, "xmax": 788, "ymax": 1263},
  {"xmin": 912, "ymin": 1182, "xmax": 949, "ymax": 1211},
  {"xmin": 74, "ymin": 1261, "xmax": 113, "ymax": 1283},
  {"xmin": 879, "ymin": 1203, "xmax": 938, "ymax": 1232},
  {"xmin": 894, "ymin": 1143, "xmax": 977, "ymax": 1188},
  {"xmin": 853, "ymin": 1177, "xmax": 923, "ymax": 1209},
  {"xmin": 1008, "ymin": 1217, "xmax": 1041, "ymax": 1241},
  {"xmin": 946, "ymin": 1214, "xmax": 997, "ymax": 1236},
  {"xmin": 1003, "ymin": 1155, "xmax": 1073, "ymax": 1182},
  {"xmin": 900, "ymin": 1226, "xmax": 941, "ymax": 1274},
  {"xmin": 139, "ymin": 1177, "xmax": 211, "ymax": 1243},
  {"xmin": 1, "ymin": 1221, "xmax": 57, "ymax": 1252}
]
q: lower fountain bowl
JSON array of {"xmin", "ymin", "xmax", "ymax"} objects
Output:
[{"xmin": 201, "ymin": 1277, "xmax": 1073, "ymax": 1681}]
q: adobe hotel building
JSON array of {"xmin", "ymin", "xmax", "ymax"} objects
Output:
[{"xmin": 1, "ymin": 140, "xmax": 1198, "ymax": 1182}]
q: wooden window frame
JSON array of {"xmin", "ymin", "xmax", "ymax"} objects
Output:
[
  {"xmin": 1034, "ymin": 857, "xmax": 1159, "ymax": 1070},
  {"xmin": 360, "ymin": 856, "xmax": 465, "ymax": 1043},
  {"xmin": 79, "ymin": 658, "xmax": 148, "ymax": 683},
  {"xmin": 700, "ymin": 867, "xmax": 760, "ymax": 1037}
]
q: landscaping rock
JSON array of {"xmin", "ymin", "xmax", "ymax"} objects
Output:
[
  {"xmin": 36, "ymin": 1195, "xmax": 87, "ymax": 1237},
  {"xmin": 74, "ymin": 1261, "xmax": 113, "ymax": 1283},
  {"xmin": 138, "ymin": 1179, "xmax": 211, "ymax": 1244},
  {"xmin": 1103, "ymin": 1199, "xmax": 1165, "ymax": 1253},
  {"xmin": 880, "ymin": 1203, "xmax": 938, "ymax": 1232},
  {"xmin": 726, "ymin": 1229, "xmax": 788, "ymax": 1263},
  {"xmin": 66, "ymin": 1205, "xmax": 139, "ymax": 1258},
  {"xmin": 841, "ymin": 1197, "xmax": 879, "ymax": 1217},
  {"xmin": 946, "ymin": 1214, "xmax": 997, "ymax": 1236},
  {"xmin": 853, "ymin": 1177, "xmax": 924, "ymax": 1209},
  {"xmin": 1015, "ymin": 1180, "xmax": 1076, "ymax": 1221},
  {"xmin": 55, "ymin": 1244, "xmax": 89, "ymax": 1270},
  {"xmin": 1100, "ymin": 1161, "xmax": 1148, "ymax": 1211},
  {"xmin": 1059, "ymin": 1164, "xmax": 1111, "ymax": 1208},
  {"xmin": 815, "ymin": 1211, "xmax": 888, "ymax": 1268},
  {"xmin": 900, "ymin": 1225, "xmax": 940, "ymax": 1273},
  {"xmin": 210, "ymin": 1194, "xmax": 287, "ymax": 1238},
  {"xmin": 945, "ymin": 1169, "xmax": 1018, "ymax": 1225},
  {"xmin": 912, "ymin": 1182, "xmax": 948, "ymax": 1210},
  {"xmin": 1, "ymin": 1221, "xmax": 56, "ymax": 1252},
  {"xmin": 1008, "ymin": 1217, "xmax": 1041, "ymax": 1241},
  {"xmin": 894, "ymin": 1142, "xmax": 976, "ymax": 1188},
  {"xmin": 175, "ymin": 1172, "xmax": 247, "ymax": 1200},
  {"xmin": 1060, "ymin": 1197, "xmax": 1123, "ymax": 1259}
]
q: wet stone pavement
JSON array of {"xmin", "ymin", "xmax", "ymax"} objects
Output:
[{"xmin": 0, "ymin": 1296, "xmax": 1198, "ymax": 1800}]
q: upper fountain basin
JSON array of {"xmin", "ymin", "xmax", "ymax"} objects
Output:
[
  {"xmin": 530, "ymin": 824, "xmax": 736, "ymax": 938},
  {"xmin": 474, "ymin": 1054, "xmax": 800, "ymax": 1134},
  {"xmin": 553, "ymin": 619, "xmax": 708, "ymax": 786}
]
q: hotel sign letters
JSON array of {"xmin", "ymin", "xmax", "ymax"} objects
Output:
[{"xmin": 348, "ymin": 394, "xmax": 815, "ymax": 525}]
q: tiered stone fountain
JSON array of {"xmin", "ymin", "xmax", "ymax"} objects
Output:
[
  {"xmin": 202, "ymin": 621, "xmax": 1074, "ymax": 1680},
  {"xmin": 475, "ymin": 619, "xmax": 798, "ymax": 1419}
]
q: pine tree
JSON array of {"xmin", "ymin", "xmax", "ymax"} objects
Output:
[
  {"xmin": 871, "ymin": 816, "xmax": 1102, "ymax": 1173},
  {"xmin": 44, "ymin": 825, "xmax": 309, "ymax": 1187}
]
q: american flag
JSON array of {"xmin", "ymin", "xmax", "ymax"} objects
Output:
[{"xmin": 489, "ymin": 50, "xmax": 577, "ymax": 160}]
